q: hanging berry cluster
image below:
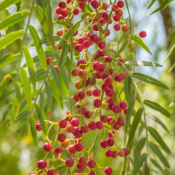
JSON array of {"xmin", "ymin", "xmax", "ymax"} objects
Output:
[{"xmin": 30, "ymin": 0, "xmax": 147, "ymax": 175}]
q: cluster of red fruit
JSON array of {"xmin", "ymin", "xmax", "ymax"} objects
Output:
[{"xmin": 31, "ymin": 0, "xmax": 147, "ymax": 175}]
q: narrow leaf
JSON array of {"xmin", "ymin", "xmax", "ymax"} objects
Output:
[
  {"xmin": 55, "ymin": 19, "xmax": 72, "ymax": 27},
  {"xmin": 132, "ymin": 153, "xmax": 147, "ymax": 175},
  {"xmin": 0, "ymin": 89, "xmax": 14, "ymax": 101},
  {"xmin": 29, "ymin": 25, "xmax": 46, "ymax": 70},
  {"xmin": 124, "ymin": 75, "xmax": 131, "ymax": 104},
  {"xmin": 0, "ymin": 30, "xmax": 25, "ymax": 50},
  {"xmin": 144, "ymin": 100, "xmax": 170, "ymax": 118},
  {"xmin": 151, "ymin": 158, "xmax": 166, "ymax": 175},
  {"xmin": 133, "ymin": 35, "xmax": 152, "ymax": 55},
  {"xmin": 169, "ymin": 99, "xmax": 175, "ymax": 107},
  {"xmin": 23, "ymin": 46, "xmax": 36, "ymax": 90},
  {"xmin": 132, "ymin": 72, "xmax": 169, "ymax": 89},
  {"xmin": 149, "ymin": 142, "xmax": 170, "ymax": 168},
  {"xmin": 151, "ymin": 0, "xmax": 173, "ymax": 15},
  {"xmin": 0, "ymin": 53, "xmax": 20, "ymax": 68},
  {"xmin": 125, "ymin": 61, "xmax": 162, "ymax": 67},
  {"xmin": 39, "ymin": 92, "xmax": 44, "ymax": 111},
  {"xmin": 19, "ymin": 67, "xmax": 32, "ymax": 106},
  {"xmin": 49, "ymin": 79, "xmax": 64, "ymax": 110},
  {"xmin": 0, "ymin": 10, "xmax": 30, "ymax": 30},
  {"xmin": 148, "ymin": 127, "xmax": 171, "ymax": 154},
  {"xmin": 29, "ymin": 117, "xmax": 38, "ymax": 147},
  {"xmin": 168, "ymin": 33, "xmax": 175, "ymax": 53},
  {"xmin": 60, "ymin": 41, "xmax": 69, "ymax": 66},
  {"xmin": 135, "ymin": 138, "xmax": 146, "ymax": 153},
  {"xmin": 0, "ymin": 0, "xmax": 22, "ymax": 12},
  {"xmin": 35, "ymin": 104, "xmax": 47, "ymax": 134},
  {"xmin": 16, "ymin": 110, "xmax": 30, "ymax": 122},
  {"xmin": 125, "ymin": 91, "xmax": 136, "ymax": 129},
  {"xmin": 45, "ymin": 81, "xmax": 52, "ymax": 116},
  {"xmin": 127, "ymin": 108, "xmax": 143, "ymax": 147},
  {"xmin": 148, "ymin": 0, "xmax": 156, "ymax": 9}
]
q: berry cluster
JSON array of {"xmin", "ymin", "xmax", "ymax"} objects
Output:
[{"xmin": 30, "ymin": 0, "xmax": 147, "ymax": 175}]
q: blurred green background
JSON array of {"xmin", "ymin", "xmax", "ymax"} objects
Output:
[{"xmin": 0, "ymin": 0, "xmax": 175, "ymax": 175}]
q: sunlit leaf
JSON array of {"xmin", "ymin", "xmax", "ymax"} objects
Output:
[
  {"xmin": 39, "ymin": 93, "xmax": 44, "ymax": 111},
  {"xmin": 133, "ymin": 35, "xmax": 152, "ymax": 55},
  {"xmin": 0, "ymin": 10, "xmax": 30, "ymax": 30},
  {"xmin": 132, "ymin": 72, "xmax": 169, "ymax": 89},
  {"xmin": 149, "ymin": 141, "xmax": 170, "ymax": 168},
  {"xmin": 16, "ymin": 110, "xmax": 30, "ymax": 122},
  {"xmin": 0, "ymin": 89, "xmax": 14, "ymax": 101},
  {"xmin": 125, "ymin": 61, "xmax": 162, "ymax": 67},
  {"xmin": 169, "ymin": 99, "xmax": 175, "ymax": 107},
  {"xmin": 148, "ymin": 0, "xmax": 156, "ymax": 9},
  {"xmin": 0, "ymin": 30, "xmax": 25, "ymax": 50},
  {"xmin": 148, "ymin": 127, "xmax": 171, "ymax": 154},
  {"xmin": 45, "ymin": 82, "xmax": 52, "ymax": 116},
  {"xmin": 144, "ymin": 100, "xmax": 170, "ymax": 118},
  {"xmin": 29, "ymin": 117, "xmax": 38, "ymax": 147},
  {"xmin": 0, "ymin": 53, "xmax": 20, "ymax": 68},
  {"xmin": 124, "ymin": 75, "xmax": 131, "ymax": 104},
  {"xmin": 0, "ymin": 0, "xmax": 22, "ymax": 12},
  {"xmin": 59, "ymin": 41, "xmax": 69, "ymax": 66},
  {"xmin": 54, "ymin": 19, "xmax": 72, "ymax": 27},
  {"xmin": 29, "ymin": 25, "xmax": 46, "ymax": 70},
  {"xmin": 119, "ymin": 39, "xmax": 128, "ymax": 54},
  {"xmin": 151, "ymin": 158, "xmax": 166, "ymax": 175}
]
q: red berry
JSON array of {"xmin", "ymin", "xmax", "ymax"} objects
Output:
[
  {"xmin": 77, "ymin": 91, "xmax": 85, "ymax": 100},
  {"xmin": 101, "ymin": 12, "xmax": 108, "ymax": 21},
  {"xmin": 124, "ymin": 148, "xmax": 129, "ymax": 156},
  {"xmin": 98, "ymin": 50, "xmax": 106, "ymax": 56},
  {"xmin": 100, "ymin": 18, "xmax": 106, "ymax": 26},
  {"xmin": 71, "ymin": 68, "xmax": 79, "ymax": 77},
  {"xmin": 96, "ymin": 121, "xmax": 103, "ymax": 129},
  {"xmin": 93, "ymin": 89, "xmax": 101, "ymax": 97},
  {"xmin": 43, "ymin": 143, "xmax": 52, "ymax": 152},
  {"xmin": 54, "ymin": 146, "xmax": 63, "ymax": 156},
  {"xmin": 122, "ymin": 24, "xmax": 129, "ymax": 32},
  {"xmin": 102, "ymin": 83, "xmax": 109, "ymax": 91},
  {"xmin": 86, "ymin": 89, "xmax": 93, "ymax": 96},
  {"xmin": 102, "ymin": 3, "xmax": 108, "ymax": 10},
  {"xmin": 106, "ymin": 89, "xmax": 114, "ymax": 97},
  {"xmin": 98, "ymin": 41, "xmax": 105, "ymax": 49},
  {"xmin": 35, "ymin": 121, "xmax": 42, "ymax": 131},
  {"xmin": 91, "ymin": 0, "xmax": 99, "ymax": 9},
  {"xmin": 124, "ymin": 108, "xmax": 128, "ymax": 115},
  {"xmin": 77, "ymin": 60, "xmax": 86, "ymax": 69},
  {"xmin": 107, "ymin": 117, "xmax": 113, "ymax": 124},
  {"xmin": 93, "ymin": 23, "xmax": 99, "ymax": 31},
  {"xmin": 112, "ymin": 151, "xmax": 118, "ymax": 158},
  {"xmin": 114, "ymin": 74, "xmax": 122, "ymax": 82},
  {"xmin": 54, "ymin": 66, "xmax": 59, "ymax": 72},
  {"xmin": 46, "ymin": 168, "xmax": 55, "ymax": 175},
  {"xmin": 100, "ymin": 115, "xmax": 108, "ymax": 123},
  {"xmin": 58, "ymin": 119, "xmax": 67, "ymax": 128},
  {"xmin": 81, "ymin": 125, "xmax": 89, "ymax": 133},
  {"xmin": 106, "ymin": 97, "xmax": 114, "ymax": 104},
  {"xmin": 46, "ymin": 57, "xmax": 52, "ymax": 65},
  {"xmin": 100, "ymin": 140, "xmax": 107, "ymax": 148},
  {"xmin": 55, "ymin": 7, "xmax": 62, "ymax": 15},
  {"xmin": 120, "ymin": 102, "xmax": 127, "ymax": 109},
  {"xmin": 95, "ymin": 71, "xmax": 103, "ymax": 79},
  {"xmin": 117, "ymin": 1, "xmax": 124, "ymax": 8},
  {"xmin": 86, "ymin": 160, "xmax": 96, "ymax": 168},
  {"xmin": 65, "ymin": 158, "xmax": 74, "ymax": 167},
  {"xmin": 103, "ymin": 29, "xmax": 110, "ymax": 36},
  {"xmin": 61, "ymin": 9, "xmax": 68, "ymax": 17},
  {"xmin": 73, "ymin": 8, "xmax": 79, "ymax": 15},
  {"xmin": 104, "ymin": 167, "xmax": 113, "ymax": 175},
  {"xmin": 112, "ymin": 105, "xmax": 121, "ymax": 113},
  {"xmin": 75, "ymin": 143, "xmax": 83, "ymax": 152},
  {"xmin": 71, "ymin": 118, "xmax": 79, "ymax": 127},
  {"xmin": 75, "ymin": 44, "xmax": 83, "ymax": 52},
  {"xmin": 79, "ymin": 107, "xmax": 86, "ymax": 115},
  {"xmin": 57, "ymin": 133, "xmax": 66, "ymax": 142},
  {"xmin": 68, "ymin": 145, "xmax": 76, "ymax": 154},
  {"xmin": 90, "ymin": 34, "xmax": 98, "ymax": 42},
  {"xmin": 79, "ymin": 2, "xmax": 85, "ymax": 9},
  {"xmin": 115, "ymin": 9, "xmax": 123, "ymax": 17},
  {"xmin": 106, "ymin": 138, "xmax": 114, "ymax": 146},
  {"xmin": 112, "ymin": 122, "xmax": 120, "ymax": 130},
  {"xmin": 58, "ymin": 1, "xmax": 66, "ymax": 9},
  {"xmin": 77, "ymin": 163, "xmax": 85, "ymax": 171},
  {"xmin": 37, "ymin": 160, "xmax": 47, "ymax": 169},
  {"xmin": 118, "ymin": 149, "xmax": 125, "ymax": 157},
  {"xmin": 139, "ymin": 31, "xmax": 146, "ymax": 38},
  {"xmin": 118, "ymin": 58, "xmax": 125, "ymax": 66},
  {"xmin": 114, "ymin": 24, "xmax": 121, "ymax": 31},
  {"xmin": 94, "ymin": 99, "xmax": 102, "ymax": 108},
  {"xmin": 105, "ymin": 149, "xmax": 113, "ymax": 157},
  {"xmin": 88, "ymin": 121, "xmax": 96, "ymax": 130},
  {"xmin": 66, "ymin": 124, "xmax": 74, "ymax": 133},
  {"xmin": 83, "ymin": 40, "xmax": 91, "ymax": 48},
  {"xmin": 79, "ymin": 157, "xmax": 86, "ymax": 165},
  {"xmin": 113, "ymin": 14, "xmax": 120, "ymax": 21},
  {"xmin": 93, "ymin": 62, "xmax": 101, "ymax": 71},
  {"xmin": 73, "ymin": 129, "xmax": 82, "ymax": 138},
  {"xmin": 108, "ymin": 130, "xmax": 115, "ymax": 138},
  {"xmin": 104, "ymin": 77, "xmax": 112, "ymax": 85},
  {"xmin": 73, "ymin": 94, "xmax": 79, "ymax": 102}
]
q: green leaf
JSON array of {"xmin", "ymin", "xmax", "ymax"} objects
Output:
[
  {"xmin": 51, "ymin": 66, "xmax": 63, "ymax": 109},
  {"xmin": 0, "ymin": 30, "xmax": 25, "ymax": 50},
  {"xmin": 132, "ymin": 72, "xmax": 169, "ymax": 89},
  {"xmin": 148, "ymin": 0, "xmax": 156, "ymax": 9},
  {"xmin": 119, "ymin": 39, "xmax": 128, "ymax": 54},
  {"xmin": 125, "ymin": 91, "xmax": 136, "ymax": 129},
  {"xmin": 125, "ymin": 53, "xmax": 135, "ymax": 61},
  {"xmin": 168, "ymin": 33, "xmax": 175, "ymax": 53},
  {"xmin": 39, "ymin": 93, "xmax": 44, "ymax": 111},
  {"xmin": 148, "ymin": 127, "xmax": 171, "ymax": 154},
  {"xmin": 19, "ymin": 122, "xmax": 28, "ymax": 137},
  {"xmin": 31, "ymin": 36, "xmax": 60, "ymax": 46},
  {"xmin": 55, "ymin": 19, "xmax": 72, "ymax": 27},
  {"xmin": 45, "ymin": 82, "xmax": 52, "ymax": 115},
  {"xmin": 19, "ymin": 67, "xmax": 32, "ymax": 106},
  {"xmin": 60, "ymin": 41, "xmax": 69, "ymax": 66},
  {"xmin": 135, "ymin": 138, "xmax": 146, "ymax": 153},
  {"xmin": 150, "ymin": 115, "xmax": 169, "ymax": 133},
  {"xmin": 144, "ymin": 100, "xmax": 170, "ymax": 118},
  {"xmin": 35, "ymin": 104, "xmax": 47, "ymax": 134},
  {"xmin": 169, "ymin": 98, "xmax": 175, "ymax": 107},
  {"xmin": 132, "ymin": 153, "xmax": 147, "ymax": 175},
  {"xmin": 16, "ymin": 110, "xmax": 30, "ymax": 122},
  {"xmin": 0, "ymin": 53, "xmax": 20, "ymax": 68},
  {"xmin": 15, "ymin": 82, "xmax": 22, "ymax": 103},
  {"xmin": 0, "ymin": 0, "xmax": 22, "ymax": 12},
  {"xmin": 133, "ymin": 35, "xmax": 152, "ymax": 55},
  {"xmin": 49, "ymin": 79, "xmax": 64, "ymax": 110},
  {"xmin": 125, "ymin": 61, "xmax": 162, "ymax": 67},
  {"xmin": 29, "ymin": 25, "xmax": 47, "ymax": 70},
  {"xmin": 127, "ymin": 108, "xmax": 143, "ymax": 147},
  {"xmin": 85, "ymin": 2, "xmax": 93, "ymax": 12},
  {"xmin": 151, "ymin": 0, "xmax": 173, "ymax": 15},
  {"xmin": 29, "ymin": 117, "xmax": 38, "ymax": 147},
  {"xmin": 0, "ymin": 89, "xmax": 14, "ymax": 101},
  {"xmin": 149, "ymin": 142, "xmax": 170, "ymax": 168},
  {"xmin": 36, "ymin": 68, "xmax": 45, "ymax": 81},
  {"xmin": 23, "ymin": 46, "xmax": 36, "ymax": 90},
  {"xmin": 124, "ymin": 75, "xmax": 131, "ymax": 104},
  {"xmin": 151, "ymin": 158, "xmax": 166, "ymax": 175},
  {"xmin": 0, "ymin": 10, "xmax": 30, "ymax": 30}
]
